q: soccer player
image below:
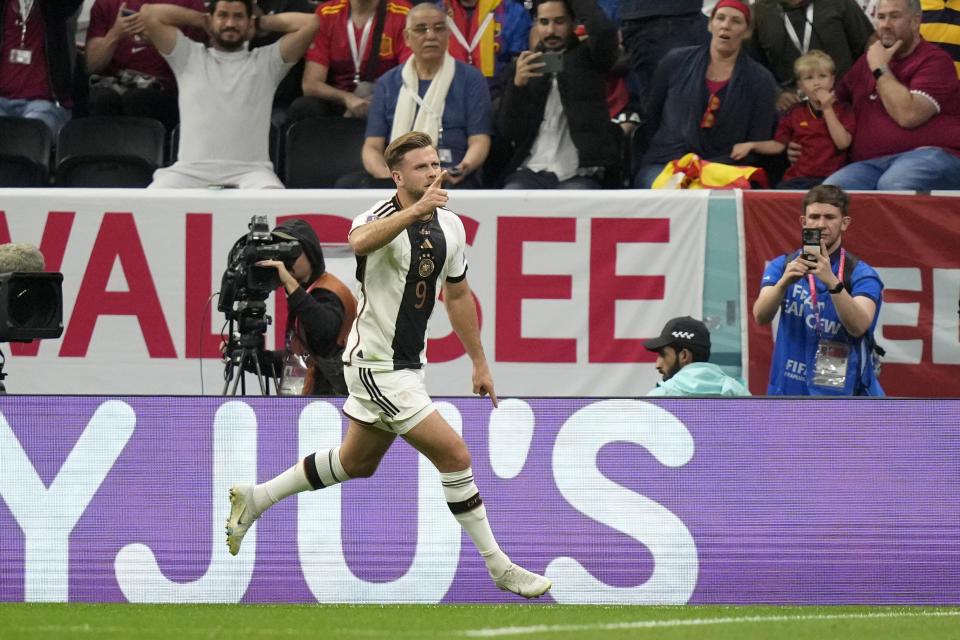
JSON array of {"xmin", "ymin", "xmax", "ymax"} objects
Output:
[{"xmin": 226, "ymin": 130, "xmax": 551, "ymax": 599}]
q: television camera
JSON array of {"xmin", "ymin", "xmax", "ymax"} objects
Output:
[{"xmin": 219, "ymin": 215, "xmax": 301, "ymax": 395}]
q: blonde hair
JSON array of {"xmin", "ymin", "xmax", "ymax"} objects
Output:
[
  {"xmin": 384, "ymin": 131, "xmax": 436, "ymax": 170},
  {"xmin": 794, "ymin": 50, "xmax": 836, "ymax": 79}
]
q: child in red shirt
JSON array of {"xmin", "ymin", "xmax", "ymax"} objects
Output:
[{"xmin": 731, "ymin": 50, "xmax": 855, "ymax": 189}]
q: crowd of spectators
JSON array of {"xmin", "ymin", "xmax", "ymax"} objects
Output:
[{"xmin": 2, "ymin": 0, "xmax": 960, "ymax": 190}]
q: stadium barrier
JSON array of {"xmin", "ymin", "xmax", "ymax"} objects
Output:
[
  {"xmin": 1, "ymin": 396, "xmax": 957, "ymax": 604},
  {"xmin": 1, "ymin": 188, "xmax": 958, "ymax": 397}
]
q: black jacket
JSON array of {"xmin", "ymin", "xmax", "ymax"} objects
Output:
[
  {"xmin": 498, "ymin": 0, "xmax": 621, "ymax": 175},
  {"xmin": 748, "ymin": 0, "xmax": 874, "ymax": 92},
  {"xmin": 249, "ymin": 219, "xmax": 347, "ymax": 391},
  {"xmin": 270, "ymin": 218, "xmax": 345, "ymax": 361},
  {"xmin": 0, "ymin": 0, "xmax": 83, "ymax": 104}
]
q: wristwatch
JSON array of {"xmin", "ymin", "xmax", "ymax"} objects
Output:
[
  {"xmin": 828, "ymin": 281, "xmax": 845, "ymax": 295},
  {"xmin": 872, "ymin": 65, "xmax": 889, "ymax": 81}
]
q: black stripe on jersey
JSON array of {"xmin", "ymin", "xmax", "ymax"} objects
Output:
[
  {"xmin": 359, "ymin": 367, "xmax": 399, "ymax": 416},
  {"xmin": 375, "ymin": 199, "xmax": 397, "ymax": 218},
  {"xmin": 391, "ymin": 213, "xmax": 447, "ymax": 369}
]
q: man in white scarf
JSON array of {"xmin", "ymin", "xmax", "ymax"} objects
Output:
[{"xmin": 344, "ymin": 2, "xmax": 491, "ymax": 188}]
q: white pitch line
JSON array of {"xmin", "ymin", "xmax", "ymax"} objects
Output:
[{"xmin": 459, "ymin": 610, "xmax": 960, "ymax": 637}]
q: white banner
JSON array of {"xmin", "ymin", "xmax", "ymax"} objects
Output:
[{"xmin": 0, "ymin": 188, "xmax": 709, "ymax": 396}]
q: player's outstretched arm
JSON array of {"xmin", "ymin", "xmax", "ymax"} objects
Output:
[{"xmin": 444, "ymin": 278, "xmax": 497, "ymax": 407}]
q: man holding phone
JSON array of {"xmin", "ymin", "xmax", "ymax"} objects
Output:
[
  {"xmin": 496, "ymin": 0, "xmax": 620, "ymax": 189},
  {"xmin": 753, "ymin": 185, "xmax": 885, "ymax": 396}
]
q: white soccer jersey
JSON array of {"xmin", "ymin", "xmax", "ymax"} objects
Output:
[{"xmin": 343, "ymin": 196, "xmax": 468, "ymax": 371}]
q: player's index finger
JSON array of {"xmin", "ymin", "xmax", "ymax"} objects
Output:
[{"xmin": 433, "ymin": 170, "xmax": 448, "ymax": 187}]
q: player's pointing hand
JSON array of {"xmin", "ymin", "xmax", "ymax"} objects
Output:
[{"xmin": 417, "ymin": 170, "xmax": 449, "ymax": 217}]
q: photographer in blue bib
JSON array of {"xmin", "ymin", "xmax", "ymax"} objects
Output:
[{"xmin": 753, "ymin": 185, "xmax": 884, "ymax": 396}]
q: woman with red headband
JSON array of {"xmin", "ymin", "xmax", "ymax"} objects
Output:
[{"xmin": 633, "ymin": 0, "xmax": 778, "ymax": 188}]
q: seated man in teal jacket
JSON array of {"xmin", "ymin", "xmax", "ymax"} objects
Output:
[{"xmin": 643, "ymin": 316, "xmax": 750, "ymax": 397}]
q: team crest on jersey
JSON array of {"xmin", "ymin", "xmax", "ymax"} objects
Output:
[{"xmin": 418, "ymin": 257, "xmax": 435, "ymax": 277}]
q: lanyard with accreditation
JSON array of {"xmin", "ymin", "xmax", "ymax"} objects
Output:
[
  {"xmin": 347, "ymin": 12, "xmax": 375, "ymax": 87},
  {"xmin": 9, "ymin": 0, "xmax": 37, "ymax": 65},
  {"xmin": 445, "ymin": 13, "xmax": 495, "ymax": 66},
  {"xmin": 806, "ymin": 247, "xmax": 850, "ymax": 390}
]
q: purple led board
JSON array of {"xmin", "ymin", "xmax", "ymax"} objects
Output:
[{"xmin": 1, "ymin": 397, "xmax": 957, "ymax": 604}]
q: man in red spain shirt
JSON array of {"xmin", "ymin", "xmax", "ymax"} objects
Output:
[{"xmin": 290, "ymin": 0, "xmax": 411, "ymax": 120}]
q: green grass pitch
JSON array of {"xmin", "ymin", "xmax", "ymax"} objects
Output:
[{"xmin": 2, "ymin": 604, "xmax": 960, "ymax": 639}]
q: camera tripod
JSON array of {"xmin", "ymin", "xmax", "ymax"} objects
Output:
[{"xmin": 222, "ymin": 300, "xmax": 276, "ymax": 396}]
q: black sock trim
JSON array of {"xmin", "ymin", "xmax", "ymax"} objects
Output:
[
  {"xmin": 303, "ymin": 453, "xmax": 324, "ymax": 490},
  {"xmin": 448, "ymin": 492, "xmax": 483, "ymax": 515}
]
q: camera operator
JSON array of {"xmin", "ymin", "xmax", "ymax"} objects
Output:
[
  {"xmin": 242, "ymin": 218, "xmax": 357, "ymax": 395},
  {"xmin": 752, "ymin": 185, "xmax": 884, "ymax": 396}
]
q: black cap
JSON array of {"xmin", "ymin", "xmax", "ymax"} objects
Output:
[{"xmin": 642, "ymin": 316, "xmax": 711, "ymax": 356}]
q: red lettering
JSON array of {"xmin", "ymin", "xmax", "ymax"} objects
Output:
[
  {"xmin": 496, "ymin": 217, "xmax": 576, "ymax": 363},
  {"xmin": 427, "ymin": 215, "xmax": 481, "ymax": 363},
  {"xmin": 60, "ymin": 213, "xmax": 176, "ymax": 357},
  {"xmin": 185, "ymin": 213, "xmax": 222, "ymax": 358},
  {"xmin": 0, "ymin": 211, "xmax": 75, "ymax": 355},
  {"xmin": 589, "ymin": 218, "xmax": 668, "ymax": 363}
]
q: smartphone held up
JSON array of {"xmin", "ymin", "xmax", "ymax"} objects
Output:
[{"xmin": 801, "ymin": 228, "xmax": 821, "ymax": 263}]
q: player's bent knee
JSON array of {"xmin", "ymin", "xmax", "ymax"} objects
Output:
[
  {"xmin": 444, "ymin": 446, "xmax": 472, "ymax": 473},
  {"xmin": 342, "ymin": 457, "xmax": 380, "ymax": 479}
]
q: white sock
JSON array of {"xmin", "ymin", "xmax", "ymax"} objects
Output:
[
  {"xmin": 250, "ymin": 447, "xmax": 351, "ymax": 515},
  {"xmin": 251, "ymin": 459, "xmax": 312, "ymax": 515},
  {"xmin": 440, "ymin": 468, "xmax": 511, "ymax": 576}
]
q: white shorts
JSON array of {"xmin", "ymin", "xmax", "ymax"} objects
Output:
[
  {"xmin": 342, "ymin": 366, "xmax": 435, "ymax": 435},
  {"xmin": 148, "ymin": 161, "xmax": 284, "ymax": 189}
]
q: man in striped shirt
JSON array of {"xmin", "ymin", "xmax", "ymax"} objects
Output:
[{"xmin": 226, "ymin": 130, "xmax": 551, "ymax": 599}]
